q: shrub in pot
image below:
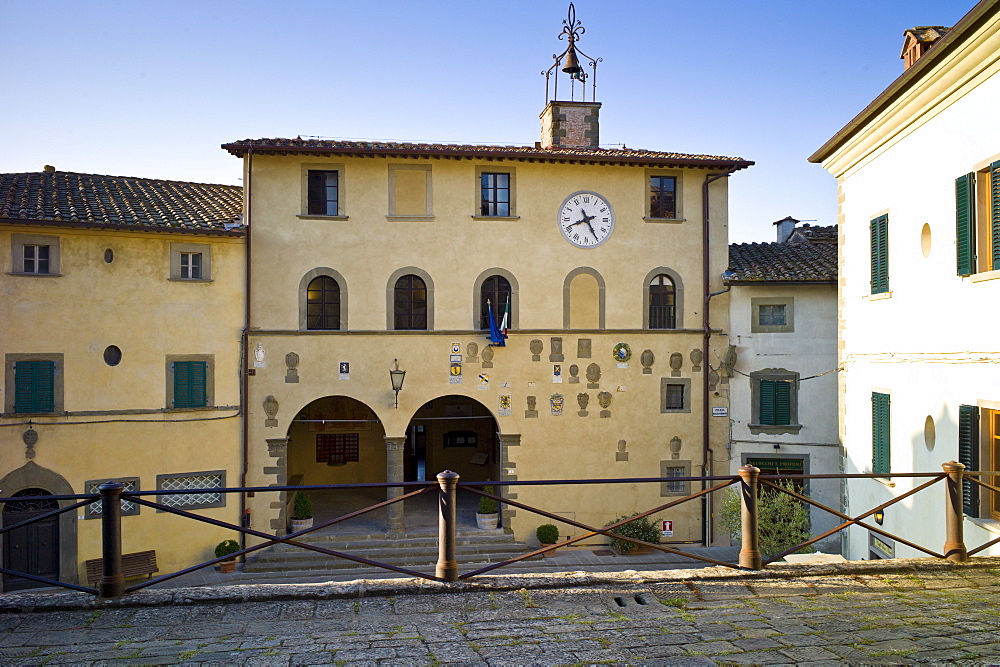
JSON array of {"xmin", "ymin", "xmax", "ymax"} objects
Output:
[
  {"xmin": 289, "ymin": 490, "xmax": 314, "ymax": 532},
  {"xmin": 605, "ymin": 513, "xmax": 661, "ymax": 554},
  {"xmin": 476, "ymin": 485, "xmax": 499, "ymax": 529},
  {"xmin": 215, "ymin": 539, "xmax": 240, "ymax": 573},
  {"xmin": 536, "ymin": 523, "xmax": 560, "ymax": 557}
]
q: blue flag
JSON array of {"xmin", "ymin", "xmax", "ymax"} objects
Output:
[{"xmin": 487, "ymin": 299, "xmax": 506, "ymax": 347}]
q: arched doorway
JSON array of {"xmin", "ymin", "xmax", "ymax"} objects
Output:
[
  {"xmin": 405, "ymin": 395, "xmax": 500, "ymax": 483},
  {"xmin": 2, "ymin": 488, "xmax": 59, "ymax": 591},
  {"xmin": 286, "ymin": 395, "xmax": 387, "ymax": 533}
]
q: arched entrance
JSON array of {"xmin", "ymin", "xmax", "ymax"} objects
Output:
[
  {"xmin": 2, "ymin": 489, "xmax": 59, "ymax": 591},
  {"xmin": 0, "ymin": 462, "xmax": 77, "ymax": 592},
  {"xmin": 285, "ymin": 395, "xmax": 387, "ymax": 534},
  {"xmin": 405, "ymin": 395, "xmax": 501, "ymax": 483}
]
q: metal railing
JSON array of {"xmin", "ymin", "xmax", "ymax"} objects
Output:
[{"xmin": 0, "ymin": 461, "xmax": 997, "ymax": 597}]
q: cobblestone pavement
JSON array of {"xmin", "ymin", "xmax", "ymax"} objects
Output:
[{"xmin": 0, "ymin": 558, "xmax": 998, "ymax": 665}]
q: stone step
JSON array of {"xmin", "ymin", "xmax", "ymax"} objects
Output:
[{"xmin": 261, "ymin": 529, "xmax": 515, "ymax": 552}]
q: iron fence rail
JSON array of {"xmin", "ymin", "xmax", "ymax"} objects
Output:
[{"xmin": 0, "ymin": 462, "xmax": 996, "ymax": 597}]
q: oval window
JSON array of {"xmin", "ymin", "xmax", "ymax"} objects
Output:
[
  {"xmin": 103, "ymin": 345, "xmax": 122, "ymax": 366},
  {"xmin": 104, "ymin": 248, "xmax": 114, "ymax": 263}
]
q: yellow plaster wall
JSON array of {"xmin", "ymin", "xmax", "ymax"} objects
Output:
[
  {"xmin": 242, "ymin": 153, "xmax": 732, "ymax": 545},
  {"xmin": 0, "ymin": 227, "xmax": 245, "ymax": 579}
]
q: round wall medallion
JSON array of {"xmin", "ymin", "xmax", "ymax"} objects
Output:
[
  {"xmin": 103, "ymin": 345, "xmax": 122, "ymax": 366},
  {"xmin": 612, "ymin": 343, "xmax": 632, "ymax": 363}
]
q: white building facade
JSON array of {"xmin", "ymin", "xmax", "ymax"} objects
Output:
[
  {"xmin": 810, "ymin": 0, "xmax": 1000, "ymax": 560},
  {"xmin": 726, "ymin": 220, "xmax": 841, "ymax": 553}
]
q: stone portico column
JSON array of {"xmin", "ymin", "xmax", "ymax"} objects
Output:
[{"xmin": 385, "ymin": 436, "xmax": 407, "ymax": 536}]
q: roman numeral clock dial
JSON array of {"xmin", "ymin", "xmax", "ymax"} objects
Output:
[{"xmin": 558, "ymin": 191, "xmax": 615, "ymax": 248}]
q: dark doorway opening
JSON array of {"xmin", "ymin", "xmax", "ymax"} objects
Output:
[{"xmin": 3, "ymin": 488, "xmax": 59, "ymax": 591}]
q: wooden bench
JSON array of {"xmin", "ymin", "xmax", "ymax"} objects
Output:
[{"xmin": 85, "ymin": 550, "xmax": 158, "ymax": 586}]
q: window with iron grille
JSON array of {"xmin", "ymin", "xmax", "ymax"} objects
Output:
[
  {"xmin": 649, "ymin": 176, "xmax": 677, "ymax": 218},
  {"xmin": 480, "ymin": 173, "xmax": 510, "ymax": 217},
  {"xmin": 156, "ymin": 472, "xmax": 225, "ymax": 510},
  {"xmin": 308, "ymin": 170, "xmax": 339, "ymax": 215},
  {"xmin": 306, "ymin": 275, "xmax": 341, "ymax": 330},
  {"xmin": 393, "ymin": 274, "xmax": 427, "ymax": 330},
  {"xmin": 663, "ymin": 384, "xmax": 685, "ymax": 411},
  {"xmin": 648, "ymin": 274, "xmax": 676, "ymax": 329},
  {"xmin": 660, "ymin": 378, "xmax": 691, "ymax": 413},
  {"xmin": 85, "ymin": 478, "xmax": 140, "ymax": 518},
  {"xmin": 660, "ymin": 461, "xmax": 691, "ymax": 496},
  {"xmin": 316, "ymin": 433, "xmax": 359, "ymax": 463},
  {"xmin": 758, "ymin": 304, "xmax": 786, "ymax": 326}
]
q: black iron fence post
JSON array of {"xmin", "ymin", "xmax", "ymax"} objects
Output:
[
  {"xmin": 942, "ymin": 461, "xmax": 969, "ymax": 562},
  {"xmin": 436, "ymin": 470, "xmax": 459, "ymax": 582},
  {"xmin": 98, "ymin": 481, "xmax": 125, "ymax": 597},
  {"xmin": 737, "ymin": 465, "xmax": 762, "ymax": 569}
]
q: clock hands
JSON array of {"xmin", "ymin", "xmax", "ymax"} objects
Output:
[{"xmin": 579, "ymin": 209, "xmax": 598, "ymax": 239}]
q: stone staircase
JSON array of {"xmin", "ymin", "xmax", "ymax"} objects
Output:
[{"xmin": 241, "ymin": 528, "xmax": 538, "ymax": 580}]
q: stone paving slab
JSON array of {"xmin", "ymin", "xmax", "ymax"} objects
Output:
[{"xmin": 0, "ymin": 557, "xmax": 995, "ymax": 664}]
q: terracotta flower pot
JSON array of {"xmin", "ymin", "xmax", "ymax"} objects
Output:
[
  {"xmin": 218, "ymin": 558, "xmax": 236, "ymax": 573},
  {"xmin": 476, "ymin": 512, "xmax": 499, "ymax": 530},
  {"xmin": 540, "ymin": 543, "xmax": 559, "ymax": 558}
]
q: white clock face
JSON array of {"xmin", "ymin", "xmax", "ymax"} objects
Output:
[{"xmin": 558, "ymin": 191, "xmax": 615, "ymax": 248}]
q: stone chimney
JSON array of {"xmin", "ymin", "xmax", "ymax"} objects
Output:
[
  {"xmin": 901, "ymin": 26, "xmax": 949, "ymax": 70},
  {"xmin": 540, "ymin": 100, "xmax": 601, "ymax": 149},
  {"xmin": 43, "ymin": 165, "xmax": 55, "ymax": 172},
  {"xmin": 773, "ymin": 216, "xmax": 799, "ymax": 244}
]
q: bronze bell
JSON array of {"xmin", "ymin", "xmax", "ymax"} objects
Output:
[{"xmin": 561, "ymin": 46, "xmax": 582, "ymax": 75}]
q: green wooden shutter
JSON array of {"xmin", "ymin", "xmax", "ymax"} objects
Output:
[
  {"xmin": 758, "ymin": 380, "xmax": 791, "ymax": 426},
  {"xmin": 173, "ymin": 361, "xmax": 207, "ymax": 409},
  {"xmin": 870, "ymin": 215, "xmax": 889, "ymax": 293},
  {"xmin": 872, "ymin": 392, "xmax": 890, "ymax": 475},
  {"xmin": 13, "ymin": 361, "xmax": 55, "ymax": 413},
  {"xmin": 958, "ymin": 405, "xmax": 979, "ymax": 516},
  {"xmin": 956, "ymin": 173, "xmax": 976, "ymax": 275},
  {"xmin": 991, "ymin": 161, "xmax": 1000, "ymax": 269}
]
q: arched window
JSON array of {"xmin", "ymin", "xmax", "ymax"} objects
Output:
[
  {"xmin": 306, "ymin": 276, "xmax": 341, "ymax": 330},
  {"xmin": 480, "ymin": 275, "xmax": 511, "ymax": 330},
  {"xmin": 394, "ymin": 274, "xmax": 427, "ymax": 330},
  {"xmin": 649, "ymin": 274, "xmax": 676, "ymax": 329}
]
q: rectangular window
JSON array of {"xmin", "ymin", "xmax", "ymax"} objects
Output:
[
  {"xmin": 664, "ymin": 384, "xmax": 685, "ymax": 410},
  {"xmin": 758, "ymin": 304, "xmax": 786, "ymax": 327},
  {"xmin": 156, "ymin": 471, "xmax": 225, "ymax": 510},
  {"xmin": 308, "ymin": 170, "xmax": 339, "ymax": 216},
  {"xmin": 13, "ymin": 360, "xmax": 55, "ymax": 413},
  {"xmin": 958, "ymin": 405, "xmax": 980, "ymax": 516},
  {"xmin": 169, "ymin": 242, "xmax": 211, "ymax": 281},
  {"xmin": 480, "ymin": 173, "xmax": 510, "ymax": 217},
  {"xmin": 649, "ymin": 176, "xmax": 677, "ymax": 218},
  {"xmin": 660, "ymin": 461, "xmax": 691, "ymax": 496},
  {"xmin": 172, "ymin": 361, "xmax": 207, "ymax": 408},
  {"xmin": 316, "ymin": 433, "xmax": 360, "ymax": 463},
  {"xmin": 179, "ymin": 252, "xmax": 202, "ymax": 280},
  {"xmin": 870, "ymin": 214, "xmax": 889, "ymax": 294},
  {"xmin": 11, "ymin": 234, "xmax": 60, "ymax": 275},
  {"xmin": 956, "ymin": 161, "xmax": 1000, "ymax": 275},
  {"xmin": 759, "ymin": 380, "xmax": 791, "ymax": 426},
  {"xmin": 22, "ymin": 245, "xmax": 50, "ymax": 274},
  {"xmin": 872, "ymin": 392, "xmax": 890, "ymax": 475},
  {"xmin": 86, "ymin": 478, "xmax": 140, "ymax": 518}
]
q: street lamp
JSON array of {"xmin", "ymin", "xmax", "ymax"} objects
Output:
[{"xmin": 389, "ymin": 358, "xmax": 406, "ymax": 408}]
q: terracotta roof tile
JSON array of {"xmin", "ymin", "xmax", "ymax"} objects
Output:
[
  {"xmin": 222, "ymin": 138, "xmax": 752, "ymax": 170},
  {"xmin": 0, "ymin": 171, "xmax": 244, "ymax": 234},
  {"xmin": 727, "ymin": 230, "xmax": 838, "ymax": 283}
]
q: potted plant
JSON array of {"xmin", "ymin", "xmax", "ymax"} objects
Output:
[
  {"xmin": 605, "ymin": 513, "xmax": 661, "ymax": 555},
  {"xmin": 536, "ymin": 523, "xmax": 560, "ymax": 557},
  {"xmin": 289, "ymin": 490, "xmax": 313, "ymax": 532},
  {"xmin": 476, "ymin": 485, "xmax": 499, "ymax": 529},
  {"xmin": 215, "ymin": 539, "xmax": 240, "ymax": 573}
]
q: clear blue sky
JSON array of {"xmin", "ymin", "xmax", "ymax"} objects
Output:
[{"xmin": 0, "ymin": 1, "xmax": 974, "ymax": 242}]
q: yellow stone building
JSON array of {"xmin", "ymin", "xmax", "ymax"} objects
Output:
[
  {"xmin": 0, "ymin": 169, "xmax": 244, "ymax": 591},
  {"xmin": 225, "ymin": 85, "xmax": 752, "ymax": 547}
]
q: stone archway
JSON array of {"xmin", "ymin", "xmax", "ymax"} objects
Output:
[{"xmin": 0, "ymin": 462, "xmax": 77, "ymax": 591}]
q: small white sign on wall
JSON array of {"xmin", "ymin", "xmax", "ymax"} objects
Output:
[{"xmin": 712, "ymin": 407, "xmax": 728, "ymax": 417}]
